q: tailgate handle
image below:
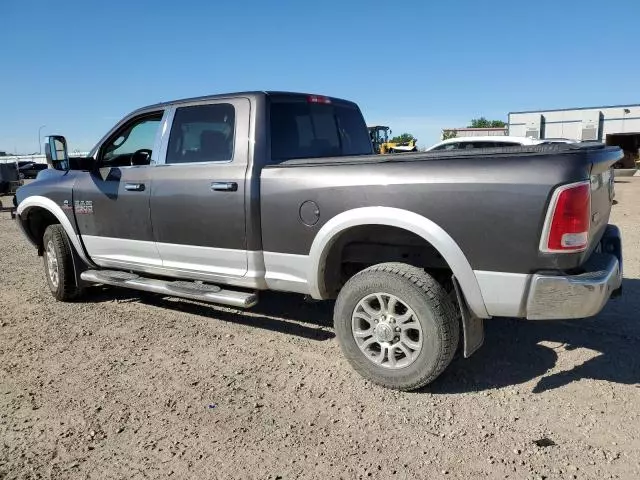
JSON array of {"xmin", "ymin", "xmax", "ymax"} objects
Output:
[
  {"xmin": 211, "ymin": 182, "xmax": 238, "ymax": 192},
  {"xmin": 124, "ymin": 182, "xmax": 146, "ymax": 192}
]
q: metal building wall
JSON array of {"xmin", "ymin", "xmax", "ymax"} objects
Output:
[
  {"xmin": 441, "ymin": 128, "xmax": 507, "ymax": 139},
  {"xmin": 508, "ymin": 105, "xmax": 640, "ymax": 141}
]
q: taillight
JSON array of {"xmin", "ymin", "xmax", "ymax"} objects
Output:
[
  {"xmin": 541, "ymin": 181, "xmax": 591, "ymax": 252},
  {"xmin": 307, "ymin": 95, "xmax": 331, "ymax": 104}
]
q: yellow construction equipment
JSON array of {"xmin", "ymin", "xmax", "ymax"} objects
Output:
[{"xmin": 368, "ymin": 125, "xmax": 418, "ymax": 154}]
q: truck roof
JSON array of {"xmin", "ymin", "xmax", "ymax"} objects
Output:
[{"xmin": 136, "ymin": 91, "xmax": 357, "ymax": 112}]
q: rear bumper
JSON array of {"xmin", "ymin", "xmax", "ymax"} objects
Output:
[{"xmin": 526, "ymin": 225, "xmax": 623, "ymax": 320}]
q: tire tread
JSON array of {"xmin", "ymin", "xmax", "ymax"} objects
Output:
[
  {"xmin": 336, "ymin": 262, "xmax": 460, "ymax": 391},
  {"xmin": 43, "ymin": 224, "xmax": 81, "ymax": 301}
]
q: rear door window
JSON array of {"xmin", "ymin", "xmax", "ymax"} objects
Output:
[
  {"xmin": 270, "ymin": 99, "xmax": 372, "ymax": 162},
  {"xmin": 166, "ymin": 103, "xmax": 235, "ymax": 164}
]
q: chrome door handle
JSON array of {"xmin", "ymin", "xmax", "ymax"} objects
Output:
[
  {"xmin": 124, "ymin": 182, "xmax": 146, "ymax": 192},
  {"xmin": 211, "ymin": 182, "xmax": 238, "ymax": 192}
]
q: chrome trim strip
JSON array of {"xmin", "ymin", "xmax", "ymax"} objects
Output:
[
  {"xmin": 153, "ymin": 107, "xmax": 174, "ymax": 166},
  {"xmin": 307, "ymin": 206, "xmax": 490, "ymax": 319}
]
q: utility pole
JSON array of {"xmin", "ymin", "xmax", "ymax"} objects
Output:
[{"xmin": 38, "ymin": 125, "xmax": 46, "ymax": 154}]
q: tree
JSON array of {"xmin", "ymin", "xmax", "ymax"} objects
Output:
[
  {"xmin": 390, "ymin": 133, "xmax": 417, "ymax": 144},
  {"xmin": 442, "ymin": 130, "xmax": 457, "ymax": 140},
  {"xmin": 469, "ymin": 117, "xmax": 506, "ymax": 128}
]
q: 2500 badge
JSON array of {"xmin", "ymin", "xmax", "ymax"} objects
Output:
[{"xmin": 61, "ymin": 199, "xmax": 93, "ymax": 215}]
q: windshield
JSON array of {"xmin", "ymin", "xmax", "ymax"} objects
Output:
[{"xmin": 270, "ymin": 100, "xmax": 373, "ymax": 162}]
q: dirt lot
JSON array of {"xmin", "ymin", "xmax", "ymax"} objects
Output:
[{"xmin": 1, "ymin": 179, "xmax": 639, "ymax": 480}]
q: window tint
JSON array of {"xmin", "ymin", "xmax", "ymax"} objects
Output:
[
  {"xmin": 167, "ymin": 103, "xmax": 235, "ymax": 164},
  {"xmin": 270, "ymin": 101, "xmax": 372, "ymax": 162},
  {"xmin": 466, "ymin": 141, "xmax": 498, "ymax": 149},
  {"xmin": 438, "ymin": 142, "xmax": 459, "ymax": 151},
  {"xmin": 101, "ymin": 114, "xmax": 162, "ymax": 165},
  {"xmin": 493, "ymin": 141, "xmax": 520, "ymax": 147}
]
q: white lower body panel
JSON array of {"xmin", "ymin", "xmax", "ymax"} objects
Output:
[
  {"xmin": 82, "ymin": 236, "xmax": 162, "ymax": 267},
  {"xmin": 473, "ymin": 271, "xmax": 531, "ymax": 317},
  {"xmin": 156, "ymin": 242, "xmax": 248, "ymax": 277},
  {"xmin": 81, "ymin": 235, "xmax": 311, "ymax": 294},
  {"xmin": 263, "ymin": 251, "xmax": 310, "ymax": 294}
]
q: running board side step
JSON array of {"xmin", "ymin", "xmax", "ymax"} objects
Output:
[{"xmin": 80, "ymin": 270, "xmax": 258, "ymax": 308}]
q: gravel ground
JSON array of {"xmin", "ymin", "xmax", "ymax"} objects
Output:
[{"xmin": 1, "ymin": 179, "xmax": 639, "ymax": 480}]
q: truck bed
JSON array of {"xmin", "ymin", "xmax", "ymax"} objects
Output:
[
  {"xmin": 273, "ymin": 142, "xmax": 616, "ymax": 167},
  {"xmin": 261, "ymin": 142, "xmax": 620, "ymax": 274}
]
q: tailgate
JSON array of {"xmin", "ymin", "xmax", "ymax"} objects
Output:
[{"xmin": 587, "ymin": 147, "xmax": 619, "ymax": 248}]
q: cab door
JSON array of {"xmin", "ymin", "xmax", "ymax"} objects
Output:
[
  {"xmin": 150, "ymin": 98, "xmax": 250, "ymax": 278},
  {"xmin": 73, "ymin": 109, "xmax": 168, "ymax": 269}
]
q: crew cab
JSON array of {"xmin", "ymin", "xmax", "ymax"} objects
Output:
[{"xmin": 15, "ymin": 91, "xmax": 623, "ymax": 391}]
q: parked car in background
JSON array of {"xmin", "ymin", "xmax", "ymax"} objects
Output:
[
  {"xmin": 0, "ymin": 162, "xmax": 22, "ymax": 217},
  {"xmin": 427, "ymin": 135, "xmax": 577, "ymax": 151},
  {"xmin": 17, "ymin": 161, "xmax": 48, "ymax": 179}
]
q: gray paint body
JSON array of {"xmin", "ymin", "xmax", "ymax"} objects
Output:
[
  {"xmin": 261, "ymin": 145, "xmax": 617, "ymax": 273},
  {"xmin": 14, "ymin": 91, "xmax": 621, "ymax": 320}
]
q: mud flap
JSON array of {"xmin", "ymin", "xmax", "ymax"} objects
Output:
[
  {"xmin": 61, "ymin": 230, "xmax": 90, "ymax": 291},
  {"xmin": 452, "ymin": 276, "xmax": 485, "ymax": 358}
]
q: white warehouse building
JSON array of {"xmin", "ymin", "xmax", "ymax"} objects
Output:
[{"xmin": 508, "ymin": 104, "xmax": 640, "ymax": 167}]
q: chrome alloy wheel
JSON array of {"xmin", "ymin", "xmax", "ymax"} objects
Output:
[
  {"xmin": 351, "ymin": 293, "xmax": 423, "ymax": 369},
  {"xmin": 45, "ymin": 240, "xmax": 59, "ymax": 289}
]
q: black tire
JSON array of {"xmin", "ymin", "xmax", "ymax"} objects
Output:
[
  {"xmin": 334, "ymin": 262, "xmax": 460, "ymax": 391},
  {"xmin": 42, "ymin": 224, "xmax": 82, "ymax": 301}
]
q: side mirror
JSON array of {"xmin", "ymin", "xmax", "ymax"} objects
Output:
[{"xmin": 44, "ymin": 135, "xmax": 69, "ymax": 171}]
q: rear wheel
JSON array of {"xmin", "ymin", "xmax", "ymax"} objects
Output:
[
  {"xmin": 42, "ymin": 224, "xmax": 83, "ymax": 301},
  {"xmin": 334, "ymin": 262, "xmax": 459, "ymax": 391}
]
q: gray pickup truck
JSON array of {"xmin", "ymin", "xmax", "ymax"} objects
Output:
[{"xmin": 15, "ymin": 91, "xmax": 623, "ymax": 391}]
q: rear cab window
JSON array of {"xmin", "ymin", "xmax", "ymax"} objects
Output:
[{"xmin": 269, "ymin": 95, "xmax": 373, "ymax": 162}]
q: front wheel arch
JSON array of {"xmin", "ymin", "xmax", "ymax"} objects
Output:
[
  {"xmin": 20, "ymin": 207, "xmax": 59, "ymax": 254},
  {"xmin": 17, "ymin": 196, "xmax": 95, "ymax": 267}
]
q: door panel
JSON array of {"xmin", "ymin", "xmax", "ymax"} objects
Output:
[
  {"xmin": 74, "ymin": 110, "xmax": 166, "ymax": 268},
  {"xmin": 150, "ymin": 98, "xmax": 250, "ymax": 276},
  {"xmin": 74, "ymin": 167, "xmax": 160, "ymax": 266}
]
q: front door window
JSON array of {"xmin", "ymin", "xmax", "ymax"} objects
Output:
[{"xmin": 100, "ymin": 113, "xmax": 163, "ymax": 167}]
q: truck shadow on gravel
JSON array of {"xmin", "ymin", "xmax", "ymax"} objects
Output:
[
  {"xmin": 85, "ymin": 287, "xmax": 335, "ymax": 341},
  {"xmin": 84, "ymin": 279, "xmax": 640, "ymax": 394},
  {"xmin": 427, "ymin": 278, "xmax": 640, "ymax": 395}
]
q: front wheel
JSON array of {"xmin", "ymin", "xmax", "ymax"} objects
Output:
[
  {"xmin": 334, "ymin": 262, "xmax": 459, "ymax": 391},
  {"xmin": 42, "ymin": 224, "xmax": 83, "ymax": 301}
]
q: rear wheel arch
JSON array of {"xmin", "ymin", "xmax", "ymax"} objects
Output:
[{"xmin": 307, "ymin": 207, "xmax": 489, "ymax": 319}]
